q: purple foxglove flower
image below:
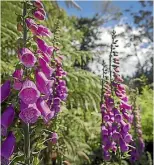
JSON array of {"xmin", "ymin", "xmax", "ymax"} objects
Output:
[
  {"xmin": 36, "ymin": 97, "xmax": 51, "ymax": 118},
  {"xmin": 102, "ymin": 135, "xmax": 109, "ymax": 145},
  {"xmin": 112, "ymin": 132, "xmax": 121, "ymax": 140},
  {"xmin": 103, "ymin": 115, "xmax": 110, "ymax": 122},
  {"xmin": 38, "ymin": 58, "xmax": 54, "ymax": 78},
  {"xmin": 120, "ymin": 101, "xmax": 132, "ymax": 110},
  {"xmin": 43, "ymin": 111, "xmax": 55, "ymax": 123},
  {"xmin": 18, "ymin": 48, "xmax": 36, "ymax": 68},
  {"xmin": 121, "ymin": 95, "xmax": 128, "ymax": 102},
  {"xmin": 19, "ymin": 102, "xmax": 41, "ymax": 124},
  {"xmin": 51, "ymin": 132, "xmax": 58, "ymax": 144},
  {"xmin": 53, "ymin": 97, "xmax": 60, "ymax": 105},
  {"xmin": 19, "ymin": 80, "xmax": 40, "ymax": 104},
  {"xmin": 115, "ymin": 114, "xmax": 122, "ymax": 122},
  {"xmin": 121, "ymin": 121, "xmax": 131, "ymax": 132},
  {"xmin": 41, "ymin": 52, "xmax": 50, "ymax": 63},
  {"xmin": 124, "ymin": 133, "xmax": 133, "ymax": 143},
  {"xmin": 1, "ymin": 132, "xmax": 15, "ymax": 164},
  {"xmin": 35, "ymin": 71, "xmax": 53, "ymax": 95},
  {"xmin": 1, "ymin": 105, "xmax": 15, "ymax": 136},
  {"xmin": 25, "ymin": 18, "xmax": 38, "ymax": 34},
  {"xmin": 33, "ymin": 8, "xmax": 46, "ymax": 20},
  {"xmin": 12, "ymin": 69, "xmax": 23, "ymax": 80},
  {"xmin": 101, "ymin": 126, "xmax": 108, "ymax": 135},
  {"xmin": 36, "ymin": 38, "xmax": 48, "ymax": 53},
  {"xmin": 37, "ymin": 25, "xmax": 52, "ymax": 37},
  {"xmin": 138, "ymin": 138, "xmax": 145, "ymax": 152},
  {"xmin": 13, "ymin": 79, "xmax": 22, "ymax": 90},
  {"xmin": 47, "ymin": 46, "xmax": 54, "ymax": 56},
  {"xmin": 123, "ymin": 113, "xmax": 133, "ymax": 123},
  {"xmin": 33, "ymin": 0, "xmax": 44, "ymax": 9},
  {"xmin": 119, "ymin": 138, "xmax": 129, "ymax": 152},
  {"xmin": 105, "ymin": 96, "xmax": 114, "ymax": 111},
  {"xmin": 103, "ymin": 151, "xmax": 111, "ymax": 161},
  {"xmin": 51, "ymin": 105, "xmax": 61, "ymax": 114},
  {"xmin": 104, "ymin": 140, "xmax": 112, "ymax": 151},
  {"xmin": 0, "ymin": 80, "xmax": 11, "ymax": 104}
]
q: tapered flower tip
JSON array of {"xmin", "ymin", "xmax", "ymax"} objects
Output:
[
  {"xmin": 33, "ymin": 8, "xmax": 46, "ymax": 20},
  {"xmin": 36, "ymin": 38, "xmax": 48, "ymax": 53},
  {"xmin": 41, "ymin": 52, "xmax": 50, "ymax": 63},
  {"xmin": 103, "ymin": 149, "xmax": 111, "ymax": 160},
  {"xmin": 18, "ymin": 48, "xmax": 36, "ymax": 68},
  {"xmin": 36, "ymin": 97, "xmax": 51, "ymax": 118},
  {"xmin": 121, "ymin": 121, "xmax": 131, "ymax": 133},
  {"xmin": 39, "ymin": 58, "xmax": 54, "ymax": 78},
  {"xmin": 53, "ymin": 97, "xmax": 61, "ymax": 105},
  {"xmin": 33, "ymin": 0, "xmax": 44, "ymax": 9},
  {"xmin": 43, "ymin": 111, "xmax": 55, "ymax": 123},
  {"xmin": 120, "ymin": 101, "xmax": 132, "ymax": 110},
  {"xmin": 103, "ymin": 115, "xmax": 110, "ymax": 122},
  {"xmin": 51, "ymin": 132, "xmax": 58, "ymax": 144},
  {"xmin": 12, "ymin": 69, "xmax": 23, "ymax": 80},
  {"xmin": 13, "ymin": 79, "xmax": 22, "ymax": 90},
  {"xmin": 124, "ymin": 133, "xmax": 133, "ymax": 143},
  {"xmin": 19, "ymin": 80, "xmax": 40, "ymax": 104},
  {"xmin": 0, "ymin": 80, "xmax": 11, "ymax": 104},
  {"xmin": 25, "ymin": 18, "xmax": 38, "ymax": 33},
  {"xmin": 1, "ymin": 105, "xmax": 15, "ymax": 136},
  {"xmin": 119, "ymin": 138, "xmax": 129, "ymax": 152},
  {"xmin": 37, "ymin": 25, "xmax": 52, "ymax": 37},
  {"xmin": 19, "ymin": 103, "xmax": 40, "ymax": 124},
  {"xmin": 47, "ymin": 46, "xmax": 54, "ymax": 56},
  {"xmin": 1, "ymin": 132, "xmax": 15, "ymax": 160},
  {"xmin": 138, "ymin": 138, "xmax": 145, "ymax": 152}
]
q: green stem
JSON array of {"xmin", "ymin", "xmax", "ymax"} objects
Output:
[{"xmin": 22, "ymin": 1, "xmax": 30, "ymax": 164}]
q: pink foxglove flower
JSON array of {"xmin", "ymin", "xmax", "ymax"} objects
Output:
[
  {"xmin": 33, "ymin": 8, "xmax": 46, "ymax": 20},
  {"xmin": 12, "ymin": 69, "xmax": 23, "ymax": 80},
  {"xmin": 51, "ymin": 132, "xmax": 58, "ymax": 144},
  {"xmin": 18, "ymin": 48, "xmax": 36, "ymax": 68},
  {"xmin": 19, "ymin": 101, "xmax": 41, "ymax": 124},
  {"xmin": 33, "ymin": 0, "xmax": 44, "ymax": 9},
  {"xmin": 37, "ymin": 25, "xmax": 52, "ymax": 37},
  {"xmin": 1, "ymin": 105, "xmax": 15, "ymax": 136},
  {"xmin": 19, "ymin": 80, "xmax": 40, "ymax": 104}
]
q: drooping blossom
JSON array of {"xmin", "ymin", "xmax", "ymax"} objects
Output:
[
  {"xmin": 33, "ymin": 0, "xmax": 44, "ymax": 9},
  {"xmin": 26, "ymin": 18, "xmax": 38, "ymax": 34},
  {"xmin": 19, "ymin": 80, "xmax": 40, "ymax": 104},
  {"xmin": 19, "ymin": 100, "xmax": 41, "ymax": 124},
  {"xmin": 1, "ymin": 132, "xmax": 16, "ymax": 165},
  {"xmin": 35, "ymin": 70, "xmax": 54, "ymax": 96},
  {"xmin": 1, "ymin": 105, "xmax": 15, "ymax": 136},
  {"xmin": 12, "ymin": 69, "xmax": 23, "ymax": 80},
  {"xmin": 51, "ymin": 132, "xmax": 58, "ymax": 144},
  {"xmin": 18, "ymin": 48, "xmax": 37, "ymax": 67},
  {"xmin": 0, "ymin": 80, "xmax": 11, "ymax": 104},
  {"xmin": 33, "ymin": 8, "xmax": 46, "ymax": 20}
]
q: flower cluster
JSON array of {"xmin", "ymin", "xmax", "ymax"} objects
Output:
[
  {"xmin": 100, "ymin": 31, "xmax": 134, "ymax": 161},
  {"xmin": 130, "ymin": 106, "xmax": 145, "ymax": 162},
  {"xmin": 1, "ymin": 0, "xmax": 67, "ymax": 164}
]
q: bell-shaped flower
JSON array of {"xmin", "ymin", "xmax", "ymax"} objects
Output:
[
  {"xmin": 115, "ymin": 114, "xmax": 122, "ymax": 122},
  {"xmin": 101, "ymin": 126, "xmax": 108, "ymax": 136},
  {"xmin": 47, "ymin": 46, "xmax": 54, "ymax": 56},
  {"xmin": 120, "ymin": 101, "xmax": 132, "ymax": 110},
  {"xmin": 26, "ymin": 18, "xmax": 38, "ymax": 34},
  {"xmin": 33, "ymin": 8, "xmax": 46, "ymax": 20},
  {"xmin": 19, "ymin": 80, "xmax": 40, "ymax": 104},
  {"xmin": 0, "ymin": 80, "xmax": 11, "ymax": 104},
  {"xmin": 121, "ymin": 121, "xmax": 131, "ymax": 133},
  {"xmin": 35, "ymin": 71, "xmax": 53, "ymax": 96},
  {"xmin": 37, "ymin": 25, "xmax": 52, "ymax": 37},
  {"xmin": 13, "ymin": 79, "xmax": 22, "ymax": 90},
  {"xmin": 36, "ymin": 97, "xmax": 51, "ymax": 118},
  {"xmin": 51, "ymin": 132, "xmax": 58, "ymax": 144},
  {"xmin": 1, "ymin": 105, "xmax": 15, "ymax": 136},
  {"xmin": 33, "ymin": 0, "xmax": 44, "ymax": 9},
  {"xmin": 19, "ymin": 101, "xmax": 41, "ymax": 124},
  {"xmin": 35, "ymin": 38, "xmax": 48, "ymax": 53},
  {"xmin": 103, "ymin": 150, "xmax": 111, "ymax": 161},
  {"xmin": 119, "ymin": 138, "xmax": 129, "ymax": 152},
  {"xmin": 12, "ymin": 69, "xmax": 23, "ymax": 80},
  {"xmin": 38, "ymin": 58, "xmax": 54, "ymax": 78},
  {"xmin": 1, "ymin": 132, "xmax": 15, "ymax": 165},
  {"xmin": 18, "ymin": 48, "xmax": 36, "ymax": 68},
  {"xmin": 124, "ymin": 133, "xmax": 133, "ymax": 143}
]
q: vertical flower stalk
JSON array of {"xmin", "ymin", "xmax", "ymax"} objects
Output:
[
  {"xmin": 130, "ymin": 90, "xmax": 145, "ymax": 162},
  {"xmin": 100, "ymin": 30, "xmax": 135, "ymax": 163}
]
